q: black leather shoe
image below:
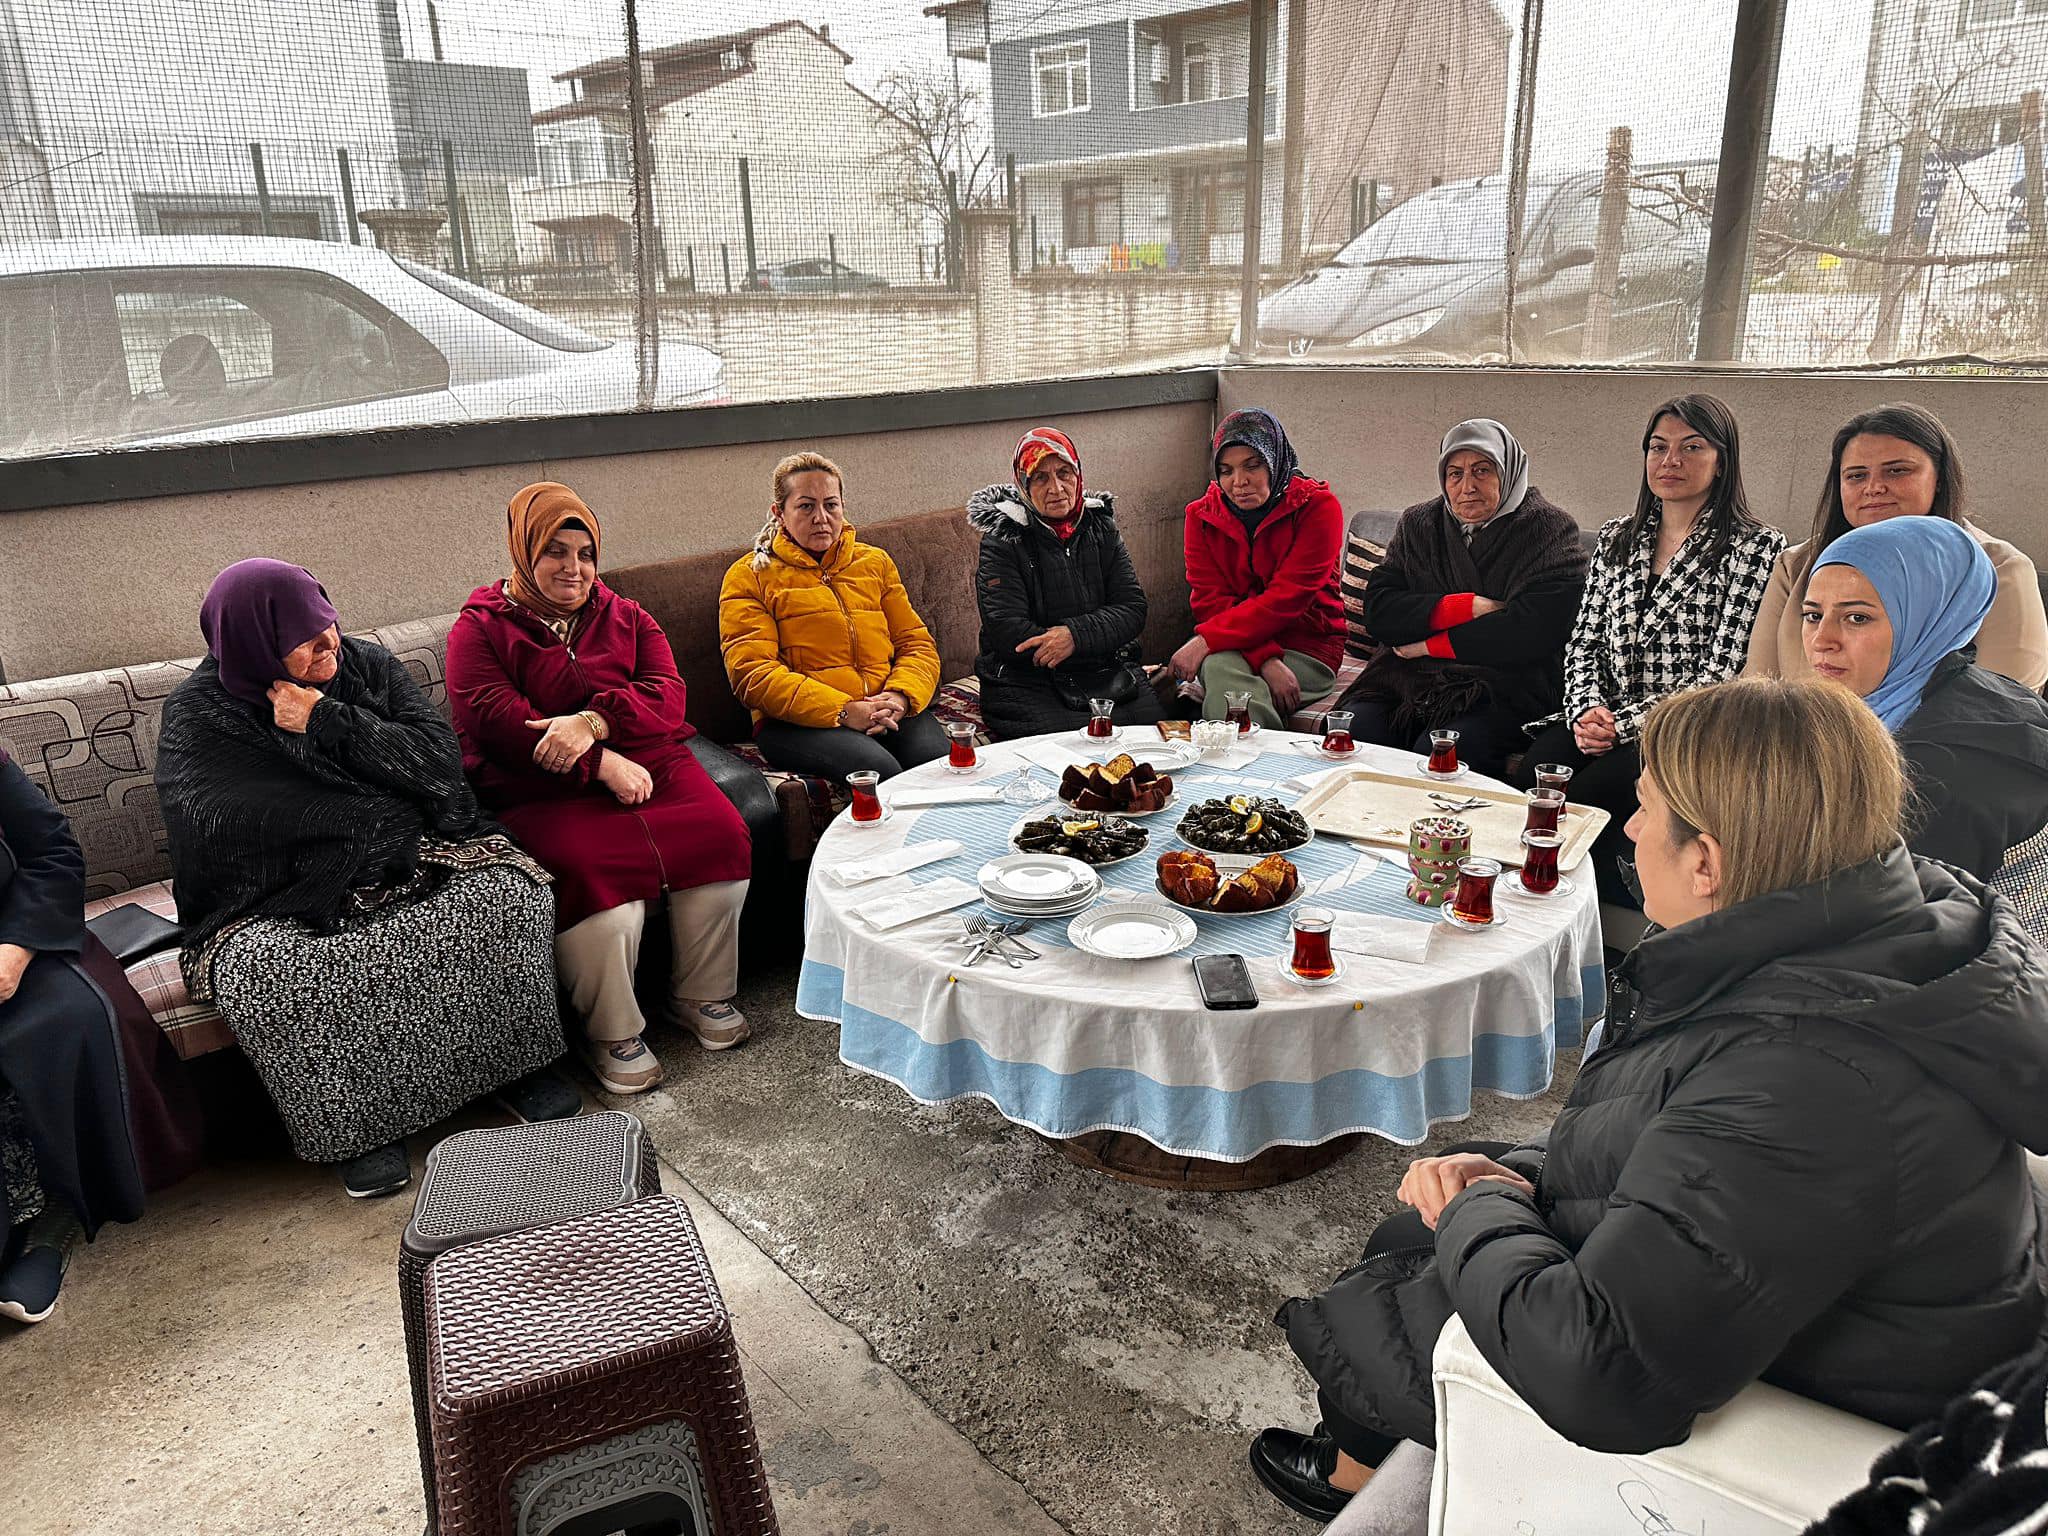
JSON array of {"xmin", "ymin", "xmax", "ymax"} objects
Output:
[
  {"xmin": 1249, "ymin": 1424, "xmax": 1351, "ymax": 1521},
  {"xmin": 496, "ymin": 1067, "xmax": 582, "ymax": 1124}
]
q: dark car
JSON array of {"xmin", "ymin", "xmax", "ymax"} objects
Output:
[
  {"xmin": 1254, "ymin": 165, "xmax": 1714, "ymax": 363},
  {"xmin": 750, "ymin": 258, "xmax": 890, "ymax": 294}
]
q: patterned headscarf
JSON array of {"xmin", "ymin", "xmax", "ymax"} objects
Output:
[
  {"xmin": 1812, "ymin": 515, "xmax": 1996, "ymax": 731},
  {"xmin": 1013, "ymin": 426, "xmax": 1084, "ymax": 537},
  {"xmin": 506, "ymin": 481, "xmax": 602, "ymax": 622},
  {"xmin": 1438, "ymin": 419, "xmax": 1531, "ymax": 533},
  {"xmin": 1211, "ymin": 408, "xmax": 1302, "ymax": 520},
  {"xmin": 199, "ymin": 559, "xmax": 341, "ymax": 705}
]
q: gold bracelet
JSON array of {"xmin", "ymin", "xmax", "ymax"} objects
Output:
[{"xmin": 580, "ymin": 709, "xmax": 608, "ymax": 741}]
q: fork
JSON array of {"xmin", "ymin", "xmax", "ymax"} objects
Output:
[
  {"xmin": 1428, "ymin": 792, "xmax": 1486, "ymax": 814},
  {"xmin": 990, "ymin": 920, "xmax": 1041, "ymax": 958}
]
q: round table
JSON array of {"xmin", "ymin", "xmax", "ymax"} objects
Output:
[{"xmin": 795, "ymin": 730, "xmax": 1604, "ymax": 1189}]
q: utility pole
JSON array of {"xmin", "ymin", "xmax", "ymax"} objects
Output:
[
  {"xmin": 1236, "ymin": 0, "xmax": 1269, "ymax": 360},
  {"xmin": 623, "ymin": 0, "xmax": 661, "ymax": 407},
  {"xmin": 1279, "ymin": 0, "xmax": 1307, "ymax": 269}
]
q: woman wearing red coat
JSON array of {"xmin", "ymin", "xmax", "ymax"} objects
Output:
[
  {"xmin": 1167, "ymin": 409, "xmax": 1345, "ymax": 729},
  {"xmin": 446, "ymin": 483, "xmax": 753, "ymax": 1096}
]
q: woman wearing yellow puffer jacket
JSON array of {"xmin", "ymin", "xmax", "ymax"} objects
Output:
[{"xmin": 720, "ymin": 452, "xmax": 946, "ymax": 781}]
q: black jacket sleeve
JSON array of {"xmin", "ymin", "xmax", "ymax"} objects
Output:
[
  {"xmin": 304, "ymin": 648, "xmax": 481, "ymax": 831},
  {"xmin": 1432, "ymin": 570, "xmax": 1587, "ymax": 671},
  {"xmin": 975, "ymin": 533, "xmax": 1042, "ymax": 659},
  {"xmin": 1903, "ymin": 738, "xmax": 2032, "ymax": 880},
  {"xmin": 1359, "ymin": 511, "xmax": 1457, "ymax": 645},
  {"xmin": 1431, "ymin": 1037, "xmax": 1892, "ymax": 1454},
  {"xmin": 1065, "ymin": 528, "xmax": 1149, "ymax": 660},
  {"xmin": 0, "ymin": 755, "xmax": 87, "ymax": 955}
]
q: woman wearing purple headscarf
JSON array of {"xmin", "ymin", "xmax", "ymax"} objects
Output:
[{"xmin": 155, "ymin": 560, "xmax": 576, "ymax": 1199}]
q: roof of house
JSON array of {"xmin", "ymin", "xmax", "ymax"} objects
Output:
[{"xmin": 550, "ymin": 19, "xmax": 849, "ymax": 84}]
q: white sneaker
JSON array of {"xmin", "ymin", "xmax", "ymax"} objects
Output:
[
  {"xmin": 673, "ymin": 999, "xmax": 750, "ymax": 1051},
  {"xmin": 582, "ymin": 1034, "xmax": 664, "ymax": 1095}
]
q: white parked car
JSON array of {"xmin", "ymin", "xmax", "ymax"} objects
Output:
[{"xmin": 0, "ymin": 237, "xmax": 725, "ymax": 457}]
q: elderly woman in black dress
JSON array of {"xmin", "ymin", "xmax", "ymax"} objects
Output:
[{"xmin": 156, "ymin": 559, "xmax": 576, "ymax": 1199}]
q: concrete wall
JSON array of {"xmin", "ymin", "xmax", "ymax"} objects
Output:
[
  {"xmin": 1220, "ymin": 365, "xmax": 2048, "ymax": 557},
  {"xmin": 0, "ymin": 399, "xmax": 1216, "ymax": 682}
]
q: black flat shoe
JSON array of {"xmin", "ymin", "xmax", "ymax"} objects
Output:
[
  {"xmin": 496, "ymin": 1067, "xmax": 581, "ymax": 1124},
  {"xmin": 1249, "ymin": 1424, "xmax": 1352, "ymax": 1522},
  {"xmin": 337, "ymin": 1141, "xmax": 410, "ymax": 1199}
]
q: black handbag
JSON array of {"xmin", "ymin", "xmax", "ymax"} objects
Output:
[
  {"xmin": 1050, "ymin": 660, "xmax": 1145, "ymax": 713},
  {"xmin": 86, "ymin": 902, "xmax": 184, "ymax": 966}
]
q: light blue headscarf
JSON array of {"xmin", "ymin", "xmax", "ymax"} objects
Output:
[{"xmin": 1811, "ymin": 517, "xmax": 1995, "ymax": 731}]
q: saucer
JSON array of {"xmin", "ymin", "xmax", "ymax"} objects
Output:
[
  {"xmin": 1438, "ymin": 904, "xmax": 1506, "ymax": 930},
  {"xmin": 1416, "ymin": 757, "xmax": 1468, "ymax": 780},
  {"xmin": 846, "ymin": 805, "xmax": 894, "ymax": 827},
  {"xmin": 1504, "ymin": 874, "xmax": 1577, "ymax": 900},
  {"xmin": 1277, "ymin": 955, "xmax": 1346, "ymax": 987}
]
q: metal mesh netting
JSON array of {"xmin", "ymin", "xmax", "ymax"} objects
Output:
[{"xmin": 3, "ymin": 0, "xmax": 2045, "ymax": 461}]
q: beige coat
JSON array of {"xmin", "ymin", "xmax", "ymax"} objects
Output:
[{"xmin": 1743, "ymin": 519, "xmax": 2048, "ymax": 691}]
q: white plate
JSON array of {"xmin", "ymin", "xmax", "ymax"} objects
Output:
[
  {"xmin": 1069, "ymin": 901, "xmax": 1197, "ymax": 959},
  {"xmin": 985, "ymin": 891, "xmax": 1098, "ymax": 919},
  {"xmin": 1125, "ymin": 741, "xmax": 1202, "ymax": 772},
  {"xmin": 1154, "ymin": 878, "xmax": 1307, "ymax": 919},
  {"xmin": 1005, "ymin": 814, "xmax": 1150, "ymax": 868},
  {"xmin": 977, "ymin": 853, "xmax": 1098, "ymax": 904},
  {"xmin": 1058, "ymin": 786, "xmax": 1179, "ymax": 819}
]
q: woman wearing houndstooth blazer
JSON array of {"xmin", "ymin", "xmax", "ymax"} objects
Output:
[{"xmin": 1516, "ymin": 395, "xmax": 1784, "ymax": 904}]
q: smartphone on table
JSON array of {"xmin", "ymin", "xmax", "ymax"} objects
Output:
[{"xmin": 1193, "ymin": 953, "xmax": 1259, "ymax": 1010}]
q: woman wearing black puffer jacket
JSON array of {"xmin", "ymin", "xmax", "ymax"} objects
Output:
[
  {"xmin": 1251, "ymin": 677, "xmax": 2048, "ymax": 1524},
  {"xmin": 969, "ymin": 426, "xmax": 1162, "ymax": 740}
]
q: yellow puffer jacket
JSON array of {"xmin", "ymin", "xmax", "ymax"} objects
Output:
[{"xmin": 719, "ymin": 525, "xmax": 943, "ymax": 730}]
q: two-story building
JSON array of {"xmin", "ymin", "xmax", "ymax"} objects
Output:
[
  {"xmin": 940, "ymin": 0, "xmax": 1510, "ymax": 273},
  {"xmin": 513, "ymin": 21, "xmax": 928, "ymax": 291}
]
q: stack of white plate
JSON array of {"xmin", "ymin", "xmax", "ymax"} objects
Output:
[{"xmin": 976, "ymin": 853, "xmax": 1101, "ymax": 918}]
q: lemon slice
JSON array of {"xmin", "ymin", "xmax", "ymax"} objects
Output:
[
  {"xmin": 1228, "ymin": 795, "xmax": 1250, "ymax": 815},
  {"xmin": 1244, "ymin": 811, "xmax": 1264, "ymax": 836},
  {"xmin": 1063, "ymin": 819, "xmax": 1099, "ymax": 835}
]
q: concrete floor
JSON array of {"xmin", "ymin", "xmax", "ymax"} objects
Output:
[{"xmin": 0, "ymin": 1113, "xmax": 1065, "ymax": 1536}]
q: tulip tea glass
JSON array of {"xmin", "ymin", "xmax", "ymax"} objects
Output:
[
  {"xmin": 1524, "ymin": 787, "xmax": 1565, "ymax": 836},
  {"xmin": 943, "ymin": 720, "xmax": 978, "ymax": 773},
  {"xmin": 1224, "ymin": 690, "xmax": 1254, "ymax": 734},
  {"xmin": 1519, "ymin": 830, "xmax": 1562, "ymax": 895},
  {"xmin": 848, "ymin": 769, "xmax": 884, "ymax": 823},
  {"xmin": 1451, "ymin": 856, "xmax": 1501, "ymax": 924},
  {"xmin": 1427, "ymin": 729, "xmax": 1461, "ymax": 775},
  {"xmin": 1086, "ymin": 698, "xmax": 1116, "ymax": 739},
  {"xmin": 1321, "ymin": 710, "xmax": 1356, "ymax": 754},
  {"xmin": 1533, "ymin": 762, "xmax": 1574, "ymax": 795},
  {"xmin": 1289, "ymin": 905, "xmax": 1337, "ymax": 981}
]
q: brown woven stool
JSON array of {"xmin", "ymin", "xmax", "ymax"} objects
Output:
[
  {"xmin": 423, "ymin": 1195, "xmax": 777, "ymax": 1536},
  {"xmin": 401, "ymin": 1111, "xmax": 661, "ymax": 1533}
]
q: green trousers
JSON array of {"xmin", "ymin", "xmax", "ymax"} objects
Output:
[{"xmin": 1198, "ymin": 649, "xmax": 1337, "ymax": 730}]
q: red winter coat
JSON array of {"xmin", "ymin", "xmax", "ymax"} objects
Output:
[
  {"xmin": 446, "ymin": 581, "xmax": 751, "ymax": 930},
  {"xmin": 1184, "ymin": 475, "xmax": 1345, "ymax": 671}
]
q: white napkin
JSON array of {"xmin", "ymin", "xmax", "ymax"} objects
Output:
[
  {"xmin": 1330, "ymin": 912, "xmax": 1435, "ymax": 964},
  {"xmin": 825, "ymin": 839, "xmax": 966, "ymax": 887},
  {"xmin": 1204, "ymin": 746, "xmax": 1259, "ymax": 770},
  {"xmin": 888, "ymin": 783, "xmax": 1010, "ymax": 809},
  {"xmin": 1018, "ymin": 739, "xmax": 1085, "ymax": 772},
  {"xmin": 851, "ymin": 876, "xmax": 980, "ymax": 932}
]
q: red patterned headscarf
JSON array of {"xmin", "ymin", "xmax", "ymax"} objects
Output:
[{"xmin": 1012, "ymin": 427, "xmax": 1084, "ymax": 539}]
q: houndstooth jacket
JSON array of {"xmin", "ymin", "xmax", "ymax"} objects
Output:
[{"xmin": 1553, "ymin": 509, "xmax": 1785, "ymax": 742}]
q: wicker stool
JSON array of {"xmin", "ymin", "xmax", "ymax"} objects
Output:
[
  {"xmin": 424, "ymin": 1196, "xmax": 778, "ymax": 1536},
  {"xmin": 402, "ymin": 1111, "xmax": 661, "ymax": 1533}
]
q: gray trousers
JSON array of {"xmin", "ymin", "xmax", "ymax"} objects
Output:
[{"xmin": 554, "ymin": 880, "xmax": 748, "ymax": 1042}]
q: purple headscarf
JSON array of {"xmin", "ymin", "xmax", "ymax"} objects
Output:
[{"xmin": 199, "ymin": 559, "xmax": 340, "ymax": 705}]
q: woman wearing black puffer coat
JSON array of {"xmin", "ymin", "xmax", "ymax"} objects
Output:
[
  {"xmin": 969, "ymin": 426, "xmax": 1162, "ymax": 740},
  {"xmin": 1250, "ymin": 677, "xmax": 2048, "ymax": 1525}
]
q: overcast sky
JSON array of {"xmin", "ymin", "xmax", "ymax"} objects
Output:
[{"xmin": 397, "ymin": 0, "xmax": 1875, "ymax": 170}]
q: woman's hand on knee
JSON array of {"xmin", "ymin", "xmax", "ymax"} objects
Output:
[{"xmin": 1168, "ymin": 634, "xmax": 1211, "ymax": 682}]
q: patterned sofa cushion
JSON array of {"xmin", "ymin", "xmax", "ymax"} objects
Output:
[{"xmin": 82, "ymin": 881, "xmax": 231, "ymax": 1060}]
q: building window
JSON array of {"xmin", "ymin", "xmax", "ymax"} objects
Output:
[
  {"xmin": 1033, "ymin": 41, "xmax": 1090, "ymax": 116},
  {"xmin": 1063, "ymin": 176, "xmax": 1120, "ymax": 247},
  {"xmin": 1133, "ymin": 5, "xmax": 1272, "ymax": 110},
  {"xmin": 1964, "ymin": 0, "xmax": 2048, "ymax": 22},
  {"xmin": 538, "ymin": 131, "xmax": 630, "ymax": 186}
]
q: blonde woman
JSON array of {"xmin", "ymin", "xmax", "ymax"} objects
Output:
[
  {"xmin": 1255, "ymin": 678, "xmax": 2048, "ymax": 1522},
  {"xmin": 719, "ymin": 453, "xmax": 944, "ymax": 781}
]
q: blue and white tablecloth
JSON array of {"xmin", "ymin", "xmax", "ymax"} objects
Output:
[{"xmin": 797, "ymin": 732, "xmax": 1604, "ymax": 1162}]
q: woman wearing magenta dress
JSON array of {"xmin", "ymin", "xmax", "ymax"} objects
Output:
[{"xmin": 447, "ymin": 482, "xmax": 754, "ymax": 1098}]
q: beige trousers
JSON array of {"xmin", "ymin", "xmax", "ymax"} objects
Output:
[{"xmin": 554, "ymin": 879, "xmax": 748, "ymax": 1042}]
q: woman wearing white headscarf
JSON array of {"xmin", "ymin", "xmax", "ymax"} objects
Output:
[{"xmin": 1338, "ymin": 419, "xmax": 1588, "ymax": 776}]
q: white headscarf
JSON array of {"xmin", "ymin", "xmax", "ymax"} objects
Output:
[{"xmin": 1437, "ymin": 418, "xmax": 1531, "ymax": 535}]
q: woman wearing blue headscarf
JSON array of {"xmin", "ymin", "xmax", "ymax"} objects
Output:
[{"xmin": 1804, "ymin": 516, "xmax": 2048, "ymax": 936}]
